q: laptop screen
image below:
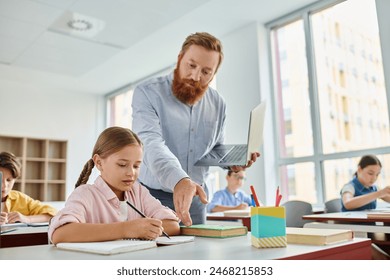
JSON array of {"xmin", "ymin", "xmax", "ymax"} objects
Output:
[{"xmin": 246, "ymin": 101, "xmax": 266, "ymax": 161}]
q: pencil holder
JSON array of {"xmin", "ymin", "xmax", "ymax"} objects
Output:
[{"xmin": 251, "ymin": 206, "xmax": 287, "ymax": 248}]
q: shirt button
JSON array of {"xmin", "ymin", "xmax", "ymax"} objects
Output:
[{"xmin": 190, "ymin": 149, "xmax": 193, "ymax": 152}]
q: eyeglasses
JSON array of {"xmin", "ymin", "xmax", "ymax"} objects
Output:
[{"xmin": 232, "ymin": 174, "xmax": 246, "ymax": 181}]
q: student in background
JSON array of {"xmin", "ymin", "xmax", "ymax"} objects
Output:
[
  {"xmin": 207, "ymin": 171, "xmax": 253, "ymax": 213},
  {"xmin": 0, "ymin": 151, "xmax": 57, "ymax": 225},
  {"xmin": 49, "ymin": 127, "xmax": 180, "ymax": 244},
  {"xmin": 341, "ymin": 154, "xmax": 390, "ymax": 212},
  {"xmin": 340, "ymin": 154, "xmax": 390, "ymax": 260}
]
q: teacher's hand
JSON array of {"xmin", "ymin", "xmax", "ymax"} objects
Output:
[
  {"xmin": 173, "ymin": 178, "xmax": 208, "ymax": 226},
  {"xmin": 230, "ymin": 152, "xmax": 261, "ymax": 172}
]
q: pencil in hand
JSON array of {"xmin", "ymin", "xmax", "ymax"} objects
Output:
[{"xmin": 126, "ymin": 201, "xmax": 171, "ymax": 239}]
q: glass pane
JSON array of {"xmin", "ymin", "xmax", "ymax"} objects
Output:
[
  {"xmin": 323, "ymin": 154, "xmax": 390, "ymax": 201},
  {"xmin": 312, "ymin": 0, "xmax": 390, "ymax": 153},
  {"xmin": 107, "ymin": 89, "xmax": 134, "ymax": 128},
  {"xmin": 279, "ymin": 162, "xmax": 316, "ymax": 204},
  {"xmin": 271, "ymin": 19, "xmax": 314, "ymax": 158}
]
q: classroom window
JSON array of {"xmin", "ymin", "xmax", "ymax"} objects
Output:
[
  {"xmin": 271, "ymin": 18, "xmax": 313, "ymax": 158},
  {"xmin": 106, "ymin": 65, "xmax": 175, "ymax": 127},
  {"xmin": 268, "ymin": 0, "xmax": 390, "ymax": 204},
  {"xmin": 107, "ymin": 88, "xmax": 134, "ymax": 128}
]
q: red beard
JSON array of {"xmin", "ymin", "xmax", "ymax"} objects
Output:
[{"xmin": 172, "ymin": 67, "xmax": 208, "ymax": 105}]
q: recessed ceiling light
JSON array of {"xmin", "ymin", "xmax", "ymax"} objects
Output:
[
  {"xmin": 49, "ymin": 11, "xmax": 106, "ymax": 39},
  {"xmin": 67, "ymin": 19, "xmax": 93, "ymax": 31}
]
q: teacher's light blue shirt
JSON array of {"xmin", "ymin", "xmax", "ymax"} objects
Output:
[{"xmin": 132, "ymin": 72, "xmax": 227, "ymax": 193}]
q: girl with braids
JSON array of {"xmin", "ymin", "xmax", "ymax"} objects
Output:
[{"xmin": 49, "ymin": 127, "xmax": 180, "ymax": 244}]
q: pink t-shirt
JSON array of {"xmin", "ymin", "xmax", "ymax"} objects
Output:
[{"xmin": 48, "ymin": 176, "xmax": 178, "ymax": 241}]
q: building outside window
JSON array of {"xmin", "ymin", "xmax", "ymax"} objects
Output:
[{"xmin": 268, "ymin": 0, "xmax": 390, "ymax": 204}]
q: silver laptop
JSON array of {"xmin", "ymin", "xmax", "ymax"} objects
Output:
[{"xmin": 195, "ymin": 101, "xmax": 266, "ymax": 167}]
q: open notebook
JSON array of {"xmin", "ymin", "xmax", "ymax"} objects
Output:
[
  {"xmin": 55, "ymin": 236, "xmax": 195, "ymax": 255},
  {"xmin": 56, "ymin": 239, "xmax": 157, "ymax": 255}
]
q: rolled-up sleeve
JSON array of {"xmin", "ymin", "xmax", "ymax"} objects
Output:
[{"xmin": 48, "ymin": 191, "xmax": 90, "ymax": 242}]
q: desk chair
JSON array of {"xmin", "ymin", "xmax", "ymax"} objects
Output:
[
  {"xmin": 282, "ymin": 200, "xmax": 313, "ymax": 228},
  {"xmin": 324, "ymin": 198, "xmax": 341, "ymax": 213}
]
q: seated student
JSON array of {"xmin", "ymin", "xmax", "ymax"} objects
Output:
[
  {"xmin": 0, "ymin": 151, "xmax": 57, "ymax": 225},
  {"xmin": 49, "ymin": 127, "xmax": 180, "ymax": 244},
  {"xmin": 340, "ymin": 154, "xmax": 390, "ymax": 260},
  {"xmin": 207, "ymin": 170, "xmax": 253, "ymax": 213},
  {"xmin": 341, "ymin": 154, "xmax": 390, "ymax": 212}
]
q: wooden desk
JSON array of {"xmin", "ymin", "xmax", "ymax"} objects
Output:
[
  {"xmin": 0, "ymin": 234, "xmax": 370, "ymax": 260},
  {"xmin": 207, "ymin": 206, "xmax": 325, "ymax": 231},
  {"xmin": 0, "ymin": 226, "xmax": 49, "ymax": 248},
  {"xmin": 302, "ymin": 211, "xmax": 390, "ymax": 248},
  {"xmin": 303, "ymin": 211, "xmax": 390, "ymax": 224},
  {"xmin": 207, "ymin": 212, "xmax": 251, "ymax": 230}
]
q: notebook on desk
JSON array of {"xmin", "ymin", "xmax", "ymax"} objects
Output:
[
  {"xmin": 195, "ymin": 101, "xmax": 266, "ymax": 167},
  {"xmin": 56, "ymin": 239, "xmax": 157, "ymax": 255}
]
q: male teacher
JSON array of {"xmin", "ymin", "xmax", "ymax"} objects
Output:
[{"xmin": 132, "ymin": 32, "xmax": 259, "ymax": 226}]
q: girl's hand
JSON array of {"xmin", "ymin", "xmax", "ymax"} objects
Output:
[
  {"xmin": 122, "ymin": 218, "xmax": 163, "ymax": 240},
  {"xmin": 379, "ymin": 186, "xmax": 390, "ymax": 199}
]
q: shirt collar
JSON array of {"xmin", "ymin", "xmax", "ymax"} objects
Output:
[
  {"xmin": 94, "ymin": 176, "xmax": 119, "ymax": 201},
  {"xmin": 94, "ymin": 176, "xmax": 134, "ymax": 202},
  {"xmin": 352, "ymin": 176, "xmax": 375, "ymax": 190},
  {"xmin": 7, "ymin": 190, "xmax": 18, "ymax": 201}
]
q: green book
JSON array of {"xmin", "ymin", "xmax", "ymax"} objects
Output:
[{"xmin": 180, "ymin": 224, "xmax": 248, "ymax": 238}]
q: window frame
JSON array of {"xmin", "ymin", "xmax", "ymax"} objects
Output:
[
  {"xmin": 266, "ymin": 0, "xmax": 390, "ymax": 205},
  {"xmin": 105, "ymin": 64, "xmax": 175, "ymax": 128}
]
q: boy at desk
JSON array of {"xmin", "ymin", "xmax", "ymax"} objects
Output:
[
  {"xmin": 0, "ymin": 151, "xmax": 57, "ymax": 225},
  {"xmin": 49, "ymin": 127, "xmax": 180, "ymax": 244},
  {"xmin": 207, "ymin": 170, "xmax": 253, "ymax": 213}
]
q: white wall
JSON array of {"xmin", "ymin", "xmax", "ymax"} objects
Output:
[
  {"xmin": 0, "ymin": 80, "xmax": 105, "ymax": 198},
  {"xmin": 217, "ymin": 23, "xmax": 268, "ymax": 203}
]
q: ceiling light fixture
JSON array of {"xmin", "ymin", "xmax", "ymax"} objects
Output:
[
  {"xmin": 67, "ymin": 19, "xmax": 93, "ymax": 31},
  {"xmin": 49, "ymin": 11, "xmax": 106, "ymax": 39}
]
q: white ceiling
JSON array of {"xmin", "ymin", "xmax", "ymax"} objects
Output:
[{"xmin": 0, "ymin": 0, "xmax": 318, "ymax": 95}]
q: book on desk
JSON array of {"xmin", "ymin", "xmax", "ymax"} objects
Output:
[
  {"xmin": 0, "ymin": 222, "xmax": 49, "ymax": 235},
  {"xmin": 1, "ymin": 222, "xmax": 49, "ymax": 228},
  {"xmin": 180, "ymin": 224, "xmax": 248, "ymax": 238},
  {"xmin": 366, "ymin": 210, "xmax": 390, "ymax": 219},
  {"xmin": 286, "ymin": 227, "xmax": 353, "ymax": 245},
  {"xmin": 223, "ymin": 209, "xmax": 250, "ymax": 216}
]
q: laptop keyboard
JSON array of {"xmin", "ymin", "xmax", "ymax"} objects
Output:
[{"xmin": 219, "ymin": 145, "xmax": 246, "ymax": 164}]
